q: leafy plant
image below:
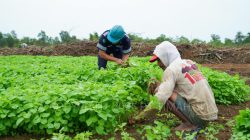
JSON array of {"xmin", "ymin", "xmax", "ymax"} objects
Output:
[
  {"xmin": 115, "ymin": 123, "xmax": 135, "ymax": 140},
  {"xmin": 175, "ymin": 130, "xmax": 197, "ymax": 140},
  {"xmin": 175, "ymin": 123, "xmax": 224, "ymax": 140},
  {"xmin": 0, "ymin": 56, "xmax": 158, "ymax": 136},
  {"xmin": 201, "ymin": 66, "xmax": 250, "ymax": 105},
  {"xmin": 138, "ymin": 120, "xmax": 171, "ymax": 140},
  {"xmin": 231, "ymin": 108, "xmax": 250, "ymax": 140},
  {"xmin": 0, "ymin": 56, "xmax": 249, "ymax": 137},
  {"xmin": 51, "ymin": 131, "xmax": 93, "ymax": 140}
]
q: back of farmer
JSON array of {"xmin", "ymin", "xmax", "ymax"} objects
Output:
[
  {"xmin": 133, "ymin": 41, "xmax": 218, "ymax": 131},
  {"xmin": 97, "ymin": 25, "xmax": 131, "ymax": 69}
]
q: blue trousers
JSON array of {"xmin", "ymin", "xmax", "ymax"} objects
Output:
[{"xmin": 98, "ymin": 47, "xmax": 123, "ymax": 69}]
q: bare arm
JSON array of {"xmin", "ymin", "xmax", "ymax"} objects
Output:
[
  {"xmin": 122, "ymin": 54, "xmax": 129, "ymax": 62},
  {"xmin": 99, "ymin": 50, "xmax": 123, "ymax": 65}
]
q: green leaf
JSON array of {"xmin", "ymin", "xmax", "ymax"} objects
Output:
[
  {"xmin": 38, "ymin": 107, "xmax": 46, "ymax": 113},
  {"xmin": 23, "ymin": 103, "xmax": 34, "ymax": 110},
  {"xmin": 96, "ymin": 125, "xmax": 105, "ymax": 134},
  {"xmin": 41, "ymin": 118, "xmax": 47, "ymax": 124},
  {"xmin": 0, "ymin": 114, "xmax": 7, "ymax": 119},
  {"xmin": 86, "ymin": 116, "xmax": 98, "ymax": 126},
  {"xmin": 112, "ymin": 108, "xmax": 119, "ymax": 114},
  {"xmin": 41, "ymin": 113, "xmax": 50, "ymax": 118},
  {"xmin": 23, "ymin": 112, "xmax": 31, "ymax": 119},
  {"xmin": 16, "ymin": 117, "xmax": 24, "ymax": 127},
  {"xmin": 63, "ymin": 106, "xmax": 71, "ymax": 114},
  {"xmin": 54, "ymin": 122, "xmax": 60, "ymax": 129},
  {"xmin": 48, "ymin": 123, "xmax": 54, "ymax": 129},
  {"xmin": 32, "ymin": 115, "xmax": 41, "ymax": 124},
  {"xmin": 0, "ymin": 123, "xmax": 6, "ymax": 131},
  {"xmin": 11, "ymin": 104, "xmax": 19, "ymax": 109},
  {"xmin": 97, "ymin": 112, "xmax": 107, "ymax": 120},
  {"xmin": 8, "ymin": 113, "xmax": 15, "ymax": 117},
  {"xmin": 79, "ymin": 108, "xmax": 90, "ymax": 114}
]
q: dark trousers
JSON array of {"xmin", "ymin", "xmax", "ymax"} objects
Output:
[{"xmin": 98, "ymin": 47, "xmax": 123, "ymax": 69}]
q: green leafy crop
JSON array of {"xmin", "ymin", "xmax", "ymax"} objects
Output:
[
  {"xmin": 0, "ymin": 56, "xmax": 160, "ymax": 135},
  {"xmin": 0, "ymin": 56, "xmax": 249, "ymax": 136},
  {"xmin": 231, "ymin": 108, "xmax": 250, "ymax": 139},
  {"xmin": 201, "ymin": 66, "xmax": 250, "ymax": 105}
]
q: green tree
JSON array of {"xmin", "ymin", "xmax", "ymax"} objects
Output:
[
  {"xmin": 234, "ymin": 32, "xmax": 245, "ymax": 45},
  {"xmin": 243, "ymin": 32, "xmax": 250, "ymax": 44},
  {"xmin": 209, "ymin": 34, "xmax": 223, "ymax": 46},
  {"xmin": 53, "ymin": 37, "xmax": 61, "ymax": 45},
  {"xmin": 176, "ymin": 36, "xmax": 190, "ymax": 44},
  {"xmin": 60, "ymin": 31, "xmax": 79, "ymax": 43},
  {"xmin": 3, "ymin": 31, "xmax": 19, "ymax": 48},
  {"xmin": 155, "ymin": 34, "xmax": 171, "ymax": 43},
  {"xmin": 20, "ymin": 37, "xmax": 37, "ymax": 45},
  {"xmin": 224, "ymin": 38, "xmax": 234, "ymax": 46},
  {"xmin": 89, "ymin": 32, "xmax": 99, "ymax": 41},
  {"xmin": 37, "ymin": 30, "xmax": 49, "ymax": 46},
  {"xmin": 191, "ymin": 38, "xmax": 206, "ymax": 45},
  {"xmin": 4, "ymin": 34, "xmax": 15, "ymax": 48},
  {"xmin": 127, "ymin": 33, "xmax": 144, "ymax": 42},
  {"xmin": 0, "ymin": 32, "xmax": 5, "ymax": 47}
]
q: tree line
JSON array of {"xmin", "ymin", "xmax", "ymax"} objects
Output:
[{"xmin": 0, "ymin": 30, "xmax": 249, "ymax": 48}]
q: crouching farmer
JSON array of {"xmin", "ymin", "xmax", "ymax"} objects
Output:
[
  {"xmin": 132, "ymin": 41, "xmax": 218, "ymax": 131},
  {"xmin": 97, "ymin": 25, "xmax": 131, "ymax": 69}
]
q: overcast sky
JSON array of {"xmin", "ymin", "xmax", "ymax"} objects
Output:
[{"xmin": 1, "ymin": 0, "xmax": 250, "ymax": 41}]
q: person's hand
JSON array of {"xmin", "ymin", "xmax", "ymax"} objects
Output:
[
  {"xmin": 121, "ymin": 60, "xmax": 130, "ymax": 68},
  {"xmin": 128, "ymin": 117, "xmax": 136, "ymax": 125},
  {"xmin": 128, "ymin": 116, "xmax": 144, "ymax": 126},
  {"xmin": 147, "ymin": 78, "xmax": 161, "ymax": 95},
  {"xmin": 115, "ymin": 59, "xmax": 124, "ymax": 65}
]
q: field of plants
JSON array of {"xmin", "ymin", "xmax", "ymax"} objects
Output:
[{"xmin": 0, "ymin": 56, "xmax": 249, "ymax": 140}]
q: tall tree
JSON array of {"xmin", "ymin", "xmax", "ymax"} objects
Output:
[
  {"xmin": 89, "ymin": 32, "xmax": 99, "ymax": 41},
  {"xmin": 177, "ymin": 36, "xmax": 190, "ymax": 44},
  {"xmin": 191, "ymin": 38, "xmax": 206, "ymax": 45},
  {"xmin": 37, "ymin": 30, "xmax": 49, "ymax": 45},
  {"xmin": 243, "ymin": 32, "xmax": 250, "ymax": 44},
  {"xmin": 59, "ymin": 31, "xmax": 71, "ymax": 43},
  {"xmin": 234, "ymin": 32, "xmax": 245, "ymax": 45},
  {"xmin": 127, "ymin": 33, "xmax": 144, "ymax": 42},
  {"xmin": 209, "ymin": 34, "xmax": 222, "ymax": 46},
  {"xmin": 224, "ymin": 38, "xmax": 234, "ymax": 46},
  {"xmin": 0, "ymin": 32, "xmax": 7, "ymax": 47}
]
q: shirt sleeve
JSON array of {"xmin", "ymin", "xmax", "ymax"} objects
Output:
[
  {"xmin": 155, "ymin": 69, "xmax": 176, "ymax": 105},
  {"xmin": 134, "ymin": 69, "xmax": 176, "ymax": 121},
  {"xmin": 122, "ymin": 35, "xmax": 132, "ymax": 54},
  {"xmin": 97, "ymin": 33, "xmax": 109, "ymax": 51}
]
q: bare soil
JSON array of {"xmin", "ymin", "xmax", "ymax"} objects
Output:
[{"xmin": 0, "ymin": 41, "xmax": 249, "ymax": 64}]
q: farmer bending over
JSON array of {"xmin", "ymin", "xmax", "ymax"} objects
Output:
[
  {"xmin": 132, "ymin": 41, "xmax": 218, "ymax": 131},
  {"xmin": 97, "ymin": 25, "xmax": 131, "ymax": 69}
]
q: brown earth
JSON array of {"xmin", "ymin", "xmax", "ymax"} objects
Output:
[{"xmin": 0, "ymin": 41, "xmax": 250, "ymax": 64}]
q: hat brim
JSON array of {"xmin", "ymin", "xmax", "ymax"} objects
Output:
[
  {"xmin": 107, "ymin": 33, "xmax": 121, "ymax": 43},
  {"xmin": 149, "ymin": 55, "xmax": 159, "ymax": 62}
]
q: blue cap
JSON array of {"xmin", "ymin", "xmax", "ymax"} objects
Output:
[{"xmin": 107, "ymin": 25, "xmax": 125, "ymax": 43}]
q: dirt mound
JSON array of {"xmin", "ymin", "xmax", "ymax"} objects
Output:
[
  {"xmin": 202, "ymin": 64, "xmax": 250, "ymax": 85},
  {"xmin": 0, "ymin": 41, "xmax": 98, "ymax": 56},
  {"xmin": 0, "ymin": 41, "xmax": 249, "ymax": 64}
]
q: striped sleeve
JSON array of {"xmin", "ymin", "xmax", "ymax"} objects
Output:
[{"xmin": 97, "ymin": 43, "xmax": 107, "ymax": 51}]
